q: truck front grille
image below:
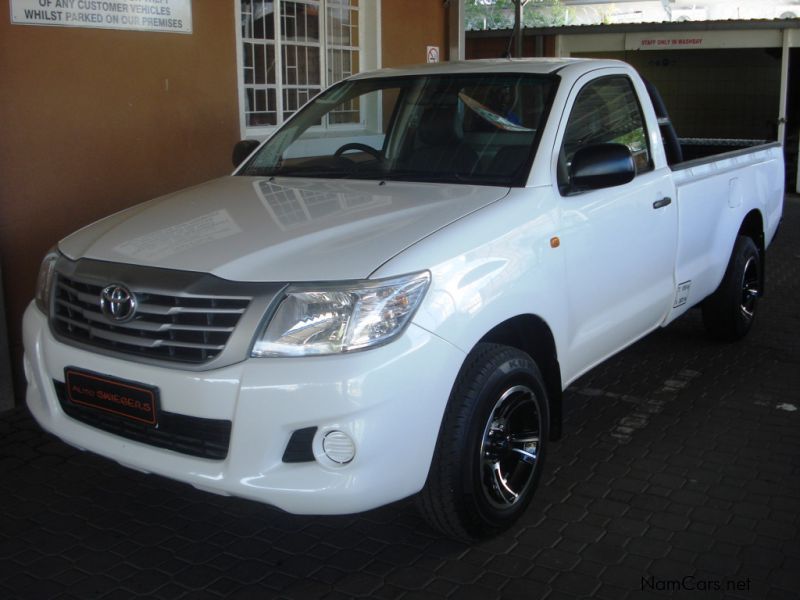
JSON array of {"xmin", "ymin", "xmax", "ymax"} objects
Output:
[
  {"xmin": 52, "ymin": 273, "xmax": 251, "ymax": 364},
  {"xmin": 54, "ymin": 381, "xmax": 231, "ymax": 460}
]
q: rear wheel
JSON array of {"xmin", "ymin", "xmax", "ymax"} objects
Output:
[
  {"xmin": 702, "ymin": 235, "xmax": 761, "ymax": 341},
  {"xmin": 417, "ymin": 343, "xmax": 549, "ymax": 540}
]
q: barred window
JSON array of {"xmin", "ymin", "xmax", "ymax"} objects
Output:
[{"xmin": 238, "ymin": 0, "xmax": 372, "ymax": 136}]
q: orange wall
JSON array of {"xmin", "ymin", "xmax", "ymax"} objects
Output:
[
  {"xmin": 0, "ymin": 0, "xmax": 240, "ymax": 397},
  {"xmin": 382, "ymin": 0, "xmax": 448, "ymax": 67}
]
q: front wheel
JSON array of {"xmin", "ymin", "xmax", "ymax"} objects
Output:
[
  {"xmin": 702, "ymin": 235, "xmax": 761, "ymax": 341},
  {"xmin": 417, "ymin": 343, "xmax": 549, "ymax": 540}
]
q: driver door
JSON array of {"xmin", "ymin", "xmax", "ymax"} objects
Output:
[{"xmin": 556, "ymin": 72, "xmax": 678, "ymax": 377}]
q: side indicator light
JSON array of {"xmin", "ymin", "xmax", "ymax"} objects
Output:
[{"xmin": 550, "ymin": 237, "xmax": 560, "ymax": 248}]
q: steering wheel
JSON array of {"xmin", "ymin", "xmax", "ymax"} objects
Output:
[{"xmin": 333, "ymin": 143, "xmax": 382, "ymax": 160}]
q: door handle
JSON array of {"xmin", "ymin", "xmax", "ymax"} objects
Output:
[{"xmin": 653, "ymin": 197, "xmax": 672, "ymax": 209}]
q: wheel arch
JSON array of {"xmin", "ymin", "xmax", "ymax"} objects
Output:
[
  {"xmin": 476, "ymin": 314, "xmax": 563, "ymax": 441},
  {"xmin": 738, "ymin": 209, "xmax": 765, "ymax": 293}
]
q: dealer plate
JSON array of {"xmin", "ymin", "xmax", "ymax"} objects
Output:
[{"xmin": 64, "ymin": 368, "xmax": 159, "ymax": 426}]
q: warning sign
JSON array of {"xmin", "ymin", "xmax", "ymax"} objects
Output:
[
  {"xmin": 638, "ymin": 37, "xmax": 704, "ymax": 49},
  {"xmin": 626, "ymin": 33, "xmax": 706, "ymax": 51},
  {"xmin": 10, "ymin": 0, "xmax": 193, "ymax": 34}
]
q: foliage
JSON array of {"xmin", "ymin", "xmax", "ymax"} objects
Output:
[{"xmin": 465, "ymin": 0, "xmax": 568, "ymax": 31}]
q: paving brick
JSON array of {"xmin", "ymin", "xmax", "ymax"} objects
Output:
[
  {"xmin": 552, "ymin": 570, "xmax": 602, "ymax": 596},
  {"xmin": 770, "ymin": 510, "xmax": 797, "ymax": 525},
  {"xmin": 527, "ymin": 566, "xmax": 559, "ymax": 584},
  {"xmin": 590, "ymin": 498, "xmax": 630, "ymax": 518},
  {"xmin": 647, "ymin": 558, "xmax": 695, "ymax": 579},
  {"xmin": 733, "ymin": 501, "xmax": 771, "ymax": 520},
  {"xmin": 574, "ymin": 559, "xmax": 605, "ymax": 577},
  {"xmin": 688, "ymin": 521, "xmax": 718, "ymax": 536},
  {"xmin": 649, "ymin": 473, "xmax": 686, "ymax": 489},
  {"xmin": 649, "ymin": 513, "xmax": 690, "ymax": 531},
  {"xmin": 607, "ymin": 517, "xmax": 649, "ymax": 537},
  {"xmin": 696, "ymin": 553, "xmax": 744, "ymax": 578},
  {"xmin": 780, "ymin": 540, "xmax": 800, "ymax": 560},
  {"xmin": 555, "ymin": 537, "xmax": 586, "ymax": 555},
  {"xmin": 771, "ymin": 568, "xmax": 800, "ymax": 593},
  {"xmin": 715, "ymin": 524, "xmax": 757, "ymax": 546},
  {"xmin": 670, "ymin": 489, "xmax": 707, "ymax": 507},
  {"xmin": 500, "ymin": 578, "xmax": 551, "ymax": 599},
  {"xmin": 612, "ymin": 478, "xmax": 649, "ymax": 495},
  {"xmin": 665, "ymin": 503, "xmax": 694, "ymax": 517},
  {"xmin": 631, "ymin": 494, "xmax": 670, "ymax": 512},
  {"xmin": 546, "ymin": 503, "xmax": 588, "ymax": 523},
  {"xmin": 437, "ymin": 562, "xmax": 481, "ymax": 585},
  {"xmin": 770, "ymin": 496, "xmax": 798, "ymax": 512},
  {"xmin": 595, "ymin": 583, "xmax": 631, "ymax": 600},
  {"xmin": 692, "ymin": 506, "xmax": 734, "ymax": 526},
  {"xmin": 626, "ymin": 537, "xmax": 671, "ymax": 560},
  {"xmin": 601, "ymin": 565, "xmax": 644, "ymax": 590},
  {"xmin": 572, "ymin": 481, "xmax": 610, "ymax": 499},
  {"xmin": 584, "ymin": 513, "xmax": 611, "ymax": 528},
  {"xmin": 645, "ymin": 527, "xmax": 672, "ymax": 542},
  {"xmin": 625, "ymin": 560, "xmax": 656, "ymax": 582},
  {"xmin": 333, "ymin": 572, "xmax": 383, "ymax": 597},
  {"xmin": 583, "ymin": 541, "xmax": 626, "ymax": 565},
  {"xmin": 535, "ymin": 548, "xmax": 581, "ymax": 571},
  {"xmin": 758, "ymin": 521, "xmax": 797, "ymax": 542},
  {"xmin": 562, "ymin": 522, "xmax": 605, "ymax": 543},
  {"xmin": 439, "ymin": 582, "xmax": 500, "ymax": 600}
]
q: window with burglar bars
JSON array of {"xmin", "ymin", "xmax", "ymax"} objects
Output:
[{"xmin": 239, "ymin": 0, "xmax": 365, "ymax": 134}]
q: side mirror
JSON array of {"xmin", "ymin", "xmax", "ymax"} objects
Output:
[
  {"xmin": 232, "ymin": 139, "xmax": 260, "ymax": 168},
  {"xmin": 569, "ymin": 143, "xmax": 635, "ymax": 192}
]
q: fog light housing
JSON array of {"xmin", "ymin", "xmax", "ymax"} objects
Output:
[{"xmin": 322, "ymin": 430, "xmax": 355, "ymax": 464}]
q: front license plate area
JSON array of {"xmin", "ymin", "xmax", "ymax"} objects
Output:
[{"xmin": 64, "ymin": 368, "xmax": 159, "ymax": 426}]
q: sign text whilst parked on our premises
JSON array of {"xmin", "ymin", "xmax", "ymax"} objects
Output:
[{"xmin": 10, "ymin": 0, "xmax": 193, "ymax": 34}]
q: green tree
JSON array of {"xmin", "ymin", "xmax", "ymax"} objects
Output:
[{"xmin": 465, "ymin": 0, "xmax": 568, "ymax": 31}]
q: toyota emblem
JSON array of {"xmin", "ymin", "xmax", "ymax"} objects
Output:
[{"xmin": 100, "ymin": 284, "xmax": 137, "ymax": 322}]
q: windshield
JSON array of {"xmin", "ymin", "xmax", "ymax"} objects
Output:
[{"xmin": 239, "ymin": 73, "xmax": 558, "ymax": 186}]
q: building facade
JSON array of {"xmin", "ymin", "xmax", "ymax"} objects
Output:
[{"xmin": 0, "ymin": 0, "xmax": 451, "ymax": 403}]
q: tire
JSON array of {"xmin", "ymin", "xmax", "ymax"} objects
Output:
[
  {"xmin": 417, "ymin": 343, "xmax": 549, "ymax": 540},
  {"xmin": 702, "ymin": 235, "xmax": 761, "ymax": 341}
]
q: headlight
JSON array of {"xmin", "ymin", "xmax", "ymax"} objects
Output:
[
  {"xmin": 35, "ymin": 247, "xmax": 59, "ymax": 314},
  {"xmin": 251, "ymin": 271, "xmax": 430, "ymax": 357}
]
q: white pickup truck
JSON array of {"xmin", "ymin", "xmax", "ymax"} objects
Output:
[{"xmin": 24, "ymin": 58, "xmax": 783, "ymax": 540}]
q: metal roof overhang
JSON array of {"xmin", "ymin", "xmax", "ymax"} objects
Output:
[{"xmin": 466, "ymin": 18, "xmax": 800, "ymax": 38}]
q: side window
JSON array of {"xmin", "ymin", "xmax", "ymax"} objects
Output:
[{"xmin": 558, "ymin": 76, "xmax": 652, "ymax": 193}]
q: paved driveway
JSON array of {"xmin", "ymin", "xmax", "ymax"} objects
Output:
[{"xmin": 1, "ymin": 197, "xmax": 799, "ymax": 600}]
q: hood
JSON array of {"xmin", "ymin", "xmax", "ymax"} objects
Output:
[{"xmin": 59, "ymin": 176, "xmax": 510, "ymax": 282}]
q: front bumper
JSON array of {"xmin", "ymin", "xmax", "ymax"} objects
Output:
[{"xmin": 23, "ymin": 303, "xmax": 464, "ymax": 514}]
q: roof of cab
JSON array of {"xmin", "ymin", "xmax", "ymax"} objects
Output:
[{"xmin": 349, "ymin": 57, "xmax": 626, "ymax": 80}]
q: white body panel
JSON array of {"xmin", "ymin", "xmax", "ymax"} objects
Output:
[
  {"xmin": 666, "ymin": 146, "xmax": 785, "ymax": 322},
  {"xmin": 24, "ymin": 58, "xmax": 785, "ymax": 513},
  {"xmin": 25, "ymin": 304, "xmax": 465, "ymax": 514},
  {"xmin": 59, "ymin": 176, "xmax": 509, "ymax": 282}
]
